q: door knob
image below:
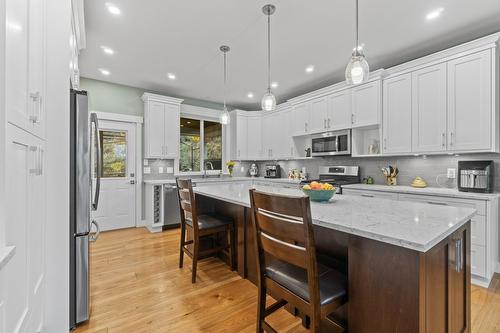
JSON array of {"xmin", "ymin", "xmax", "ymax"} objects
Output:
[{"xmin": 130, "ymin": 180, "xmax": 136, "ymax": 184}]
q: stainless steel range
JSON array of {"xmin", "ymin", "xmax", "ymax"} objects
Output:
[{"xmin": 301, "ymin": 165, "xmax": 360, "ymax": 194}]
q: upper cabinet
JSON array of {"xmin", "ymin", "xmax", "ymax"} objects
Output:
[
  {"xmin": 411, "ymin": 63, "xmax": 447, "ymax": 153},
  {"xmin": 246, "ymin": 115, "xmax": 263, "ymax": 160},
  {"xmin": 351, "ymin": 80, "xmax": 381, "ymax": 128},
  {"xmin": 292, "ymin": 102, "xmax": 310, "ymax": 136},
  {"xmin": 308, "ymin": 97, "xmax": 329, "ymax": 133},
  {"xmin": 447, "ymin": 50, "xmax": 492, "ymax": 152},
  {"xmin": 230, "ymin": 111, "xmax": 248, "ymax": 160},
  {"xmin": 142, "ymin": 93, "xmax": 183, "ymax": 159},
  {"xmin": 327, "ymin": 89, "xmax": 352, "ymax": 130},
  {"xmin": 383, "ymin": 73, "xmax": 412, "ymax": 154}
]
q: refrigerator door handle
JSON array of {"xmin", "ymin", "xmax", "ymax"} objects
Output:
[
  {"xmin": 89, "ymin": 220, "xmax": 100, "ymax": 242},
  {"xmin": 91, "ymin": 113, "xmax": 101, "ymax": 211}
]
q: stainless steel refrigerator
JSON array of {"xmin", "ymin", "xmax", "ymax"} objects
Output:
[{"xmin": 70, "ymin": 89, "xmax": 101, "ymax": 329}]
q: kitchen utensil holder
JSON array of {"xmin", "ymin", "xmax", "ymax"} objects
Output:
[{"xmin": 385, "ymin": 176, "xmax": 397, "ymax": 186}]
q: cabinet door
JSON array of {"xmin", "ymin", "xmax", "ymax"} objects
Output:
[
  {"xmin": 275, "ymin": 110, "xmax": 293, "ymax": 159},
  {"xmin": 261, "ymin": 113, "xmax": 273, "ymax": 159},
  {"xmin": 28, "ymin": 0, "xmax": 45, "ymax": 138},
  {"xmin": 145, "ymin": 101, "xmax": 165, "ymax": 158},
  {"xmin": 382, "ymin": 73, "xmax": 412, "ymax": 154},
  {"xmin": 412, "ymin": 63, "xmax": 447, "ymax": 153},
  {"xmin": 292, "ymin": 103, "xmax": 310, "ymax": 135},
  {"xmin": 309, "ymin": 97, "xmax": 328, "ymax": 133},
  {"xmin": 6, "ymin": 0, "xmax": 30, "ymax": 131},
  {"xmin": 351, "ymin": 81, "xmax": 381, "ymax": 128},
  {"xmin": 327, "ymin": 89, "xmax": 351, "ymax": 130},
  {"xmin": 448, "ymin": 227, "xmax": 469, "ymax": 333},
  {"xmin": 448, "ymin": 50, "xmax": 492, "ymax": 151},
  {"xmin": 247, "ymin": 116, "xmax": 263, "ymax": 159},
  {"xmin": 235, "ymin": 115, "xmax": 248, "ymax": 159},
  {"xmin": 163, "ymin": 103, "xmax": 180, "ymax": 158}
]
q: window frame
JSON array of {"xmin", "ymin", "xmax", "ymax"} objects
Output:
[{"xmin": 176, "ymin": 113, "xmax": 227, "ymax": 176}]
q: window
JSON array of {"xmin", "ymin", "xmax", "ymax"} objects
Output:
[
  {"xmin": 179, "ymin": 117, "xmax": 222, "ymax": 173},
  {"xmin": 99, "ymin": 130, "xmax": 127, "ymax": 178}
]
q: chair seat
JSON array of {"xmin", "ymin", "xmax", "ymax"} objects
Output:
[
  {"xmin": 186, "ymin": 214, "xmax": 232, "ymax": 230},
  {"xmin": 265, "ymin": 260, "xmax": 346, "ymax": 306}
]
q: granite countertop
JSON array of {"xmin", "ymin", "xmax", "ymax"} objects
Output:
[
  {"xmin": 193, "ymin": 182, "xmax": 476, "ymax": 253},
  {"xmin": 0, "ymin": 246, "xmax": 16, "ymax": 271},
  {"xmin": 143, "ymin": 177, "xmax": 302, "ymax": 186},
  {"xmin": 342, "ymin": 184, "xmax": 500, "ymax": 200}
]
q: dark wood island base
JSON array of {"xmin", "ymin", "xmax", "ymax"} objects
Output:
[{"xmin": 196, "ymin": 194, "xmax": 471, "ymax": 333}]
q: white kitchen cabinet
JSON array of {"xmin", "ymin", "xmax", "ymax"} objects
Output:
[
  {"xmin": 308, "ymin": 97, "xmax": 328, "ymax": 133},
  {"xmin": 327, "ymin": 89, "xmax": 351, "ymax": 130},
  {"xmin": 351, "ymin": 80, "xmax": 381, "ymax": 128},
  {"xmin": 447, "ymin": 49, "xmax": 492, "ymax": 152},
  {"xmin": 276, "ymin": 108, "xmax": 294, "ymax": 159},
  {"xmin": 291, "ymin": 102, "xmax": 310, "ymax": 135},
  {"xmin": 230, "ymin": 112, "xmax": 248, "ymax": 160},
  {"xmin": 411, "ymin": 63, "xmax": 447, "ymax": 153},
  {"xmin": 142, "ymin": 93, "xmax": 183, "ymax": 159},
  {"xmin": 383, "ymin": 73, "xmax": 412, "ymax": 154},
  {"xmin": 4, "ymin": 123, "xmax": 45, "ymax": 333},
  {"xmin": 261, "ymin": 112, "xmax": 274, "ymax": 159},
  {"xmin": 246, "ymin": 115, "xmax": 263, "ymax": 159}
]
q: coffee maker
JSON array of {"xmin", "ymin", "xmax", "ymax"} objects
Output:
[
  {"xmin": 264, "ymin": 164, "xmax": 281, "ymax": 178},
  {"xmin": 458, "ymin": 160, "xmax": 494, "ymax": 193}
]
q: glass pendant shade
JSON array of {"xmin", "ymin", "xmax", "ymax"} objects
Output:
[
  {"xmin": 219, "ymin": 107, "xmax": 230, "ymax": 125},
  {"xmin": 261, "ymin": 91, "xmax": 276, "ymax": 111},
  {"xmin": 345, "ymin": 51, "xmax": 369, "ymax": 85}
]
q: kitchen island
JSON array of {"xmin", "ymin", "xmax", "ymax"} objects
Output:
[{"xmin": 193, "ymin": 182, "xmax": 476, "ymax": 333}]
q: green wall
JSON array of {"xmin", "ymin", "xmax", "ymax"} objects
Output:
[{"xmin": 80, "ymin": 77, "xmax": 225, "ymax": 117}]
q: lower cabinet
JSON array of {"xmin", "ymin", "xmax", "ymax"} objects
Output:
[
  {"xmin": 342, "ymin": 187, "xmax": 497, "ymax": 285},
  {"xmin": 4, "ymin": 123, "xmax": 45, "ymax": 333}
]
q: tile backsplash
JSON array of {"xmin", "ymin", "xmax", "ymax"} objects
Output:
[
  {"xmin": 233, "ymin": 153, "xmax": 500, "ymax": 191},
  {"xmin": 143, "ymin": 159, "xmax": 175, "ymax": 180}
]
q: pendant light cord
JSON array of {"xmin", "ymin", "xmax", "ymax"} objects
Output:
[
  {"xmin": 267, "ymin": 12, "xmax": 271, "ymax": 93},
  {"xmin": 223, "ymin": 51, "xmax": 227, "ymax": 110},
  {"xmin": 355, "ymin": 0, "xmax": 359, "ymax": 55}
]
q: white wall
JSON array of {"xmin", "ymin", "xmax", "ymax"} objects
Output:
[{"xmin": 44, "ymin": 0, "xmax": 71, "ymax": 331}]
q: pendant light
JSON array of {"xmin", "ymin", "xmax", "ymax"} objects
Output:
[
  {"xmin": 219, "ymin": 45, "xmax": 230, "ymax": 125},
  {"xmin": 261, "ymin": 4, "xmax": 277, "ymax": 111},
  {"xmin": 345, "ymin": 0, "xmax": 369, "ymax": 85}
]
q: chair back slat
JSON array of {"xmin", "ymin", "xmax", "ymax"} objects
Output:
[
  {"xmin": 176, "ymin": 178, "xmax": 198, "ymax": 232},
  {"xmin": 259, "ymin": 231, "xmax": 307, "ymax": 269},
  {"xmin": 256, "ymin": 209, "xmax": 305, "ymax": 243}
]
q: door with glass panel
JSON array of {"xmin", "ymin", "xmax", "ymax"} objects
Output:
[{"xmin": 91, "ymin": 120, "xmax": 136, "ymax": 231}]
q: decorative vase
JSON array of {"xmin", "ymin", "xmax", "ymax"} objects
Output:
[
  {"xmin": 228, "ymin": 167, "xmax": 234, "ymax": 177},
  {"xmin": 386, "ymin": 176, "xmax": 397, "ymax": 186}
]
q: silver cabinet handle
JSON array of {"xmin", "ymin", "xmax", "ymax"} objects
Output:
[
  {"xmin": 29, "ymin": 146, "xmax": 39, "ymax": 174},
  {"xmin": 442, "ymin": 133, "xmax": 446, "ymax": 147},
  {"xmin": 383, "ymin": 138, "xmax": 387, "ymax": 151},
  {"xmin": 89, "ymin": 220, "xmax": 100, "ymax": 242},
  {"xmin": 427, "ymin": 201, "xmax": 448, "ymax": 206},
  {"xmin": 328, "ymin": 118, "xmax": 331, "ymax": 128},
  {"xmin": 91, "ymin": 113, "xmax": 101, "ymax": 211},
  {"xmin": 324, "ymin": 119, "xmax": 327, "ymax": 129},
  {"xmin": 29, "ymin": 92, "xmax": 41, "ymax": 123},
  {"xmin": 130, "ymin": 180, "xmax": 135, "ymax": 184},
  {"xmin": 38, "ymin": 146, "xmax": 43, "ymax": 175},
  {"xmin": 351, "ymin": 113, "xmax": 355, "ymax": 124},
  {"xmin": 455, "ymin": 238, "xmax": 462, "ymax": 272},
  {"xmin": 450, "ymin": 132, "xmax": 454, "ymax": 146},
  {"xmin": 361, "ymin": 194, "xmax": 374, "ymax": 198}
]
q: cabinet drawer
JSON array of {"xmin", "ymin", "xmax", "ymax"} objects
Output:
[
  {"xmin": 471, "ymin": 216, "xmax": 486, "ymax": 246},
  {"xmin": 342, "ymin": 189, "xmax": 398, "ymax": 200},
  {"xmin": 397, "ymin": 194, "xmax": 486, "ymax": 216},
  {"xmin": 471, "ymin": 244, "xmax": 486, "ymax": 278}
]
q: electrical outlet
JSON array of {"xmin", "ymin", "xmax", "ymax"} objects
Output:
[
  {"xmin": 166, "ymin": 167, "xmax": 174, "ymax": 174},
  {"xmin": 144, "ymin": 167, "xmax": 151, "ymax": 174},
  {"xmin": 447, "ymin": 168, "xmax": 456, "ymax": 179},
  {"xmin": 158, "ymin": 167, "xmax": 164, "ymax": 174}
]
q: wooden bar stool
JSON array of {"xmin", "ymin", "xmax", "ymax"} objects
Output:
[
  {"xmin": 249, "ymin": 189, "xmax": 347, "ymax": 333},
  {"xmin": 176, "ymin": 178, "xmax": 235, "ymax": 283}
]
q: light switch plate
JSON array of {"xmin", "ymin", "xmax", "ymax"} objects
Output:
[
  {"xmin": 143, "ymin": 159, "xmax": 149, "ymax": 166},
  {"xmin": 144, "ymin": 167, "xmax": 151, "ymax": 174},
  {"xmin": 447, "ymin": 168, "xmax": 456, "ymax": 179},
  {"xmin": 166, "ymin": 167, "xmax": 174, "ymax": 174},
  {"xmin": 158, "ymin": 167, "xmax": 164, "ymax": 174}
]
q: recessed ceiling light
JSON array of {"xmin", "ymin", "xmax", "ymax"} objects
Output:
[
  {"xmin": 105, "ymin": 2, "xmax": 121, "ymax": 15},
  {"xmin": 247, "ymin": 92, "xmax": 254, "ymax": 98},
  {"xmin": 271, "ymin": 82, "xmax": 278, "ymax": 88},
  {"xmin": 426, "ymin": 7, "xmax": 444, "ymax": 20},
  {"xmin": 98, "ymin": 68, "xmax": 110, "ymax": 76},
  {"xmin": 101, "ymin": 46, "xmax": 114, "ymax": 55},
  {"xmin": 305, "ymin": 65, "xmax": 315, "ymax": 73},
  {"xmin": 167, "ymin": 73, "xmax": 176, "ymax": 80}
]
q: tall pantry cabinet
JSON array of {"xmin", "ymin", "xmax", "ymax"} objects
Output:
[{"xmin": 2, "ymin": 0, "xmax": 47, "ymax": 331}]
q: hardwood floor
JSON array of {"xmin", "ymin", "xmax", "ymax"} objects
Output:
[{"xmin": 75, "ymin": 227, "xmax": 500, "ymax": 333}]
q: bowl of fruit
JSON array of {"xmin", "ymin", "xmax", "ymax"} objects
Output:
[{"xmin": 302, "ymin": 181, "xmax": 336, "ymax": 202}]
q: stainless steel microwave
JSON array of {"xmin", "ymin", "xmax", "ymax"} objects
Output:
[{"xmin": 311, "ymin": 130, "xmax": 351, "ymax": 156}]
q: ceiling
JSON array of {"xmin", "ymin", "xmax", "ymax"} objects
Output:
[{"xmin": 80, "ymin": 0, "xmax": 500, "ymax": 110}]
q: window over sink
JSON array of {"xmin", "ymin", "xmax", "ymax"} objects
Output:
[{"xmin": 179, "ymin": 117, "xmax": 222, "ymax": 173}]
